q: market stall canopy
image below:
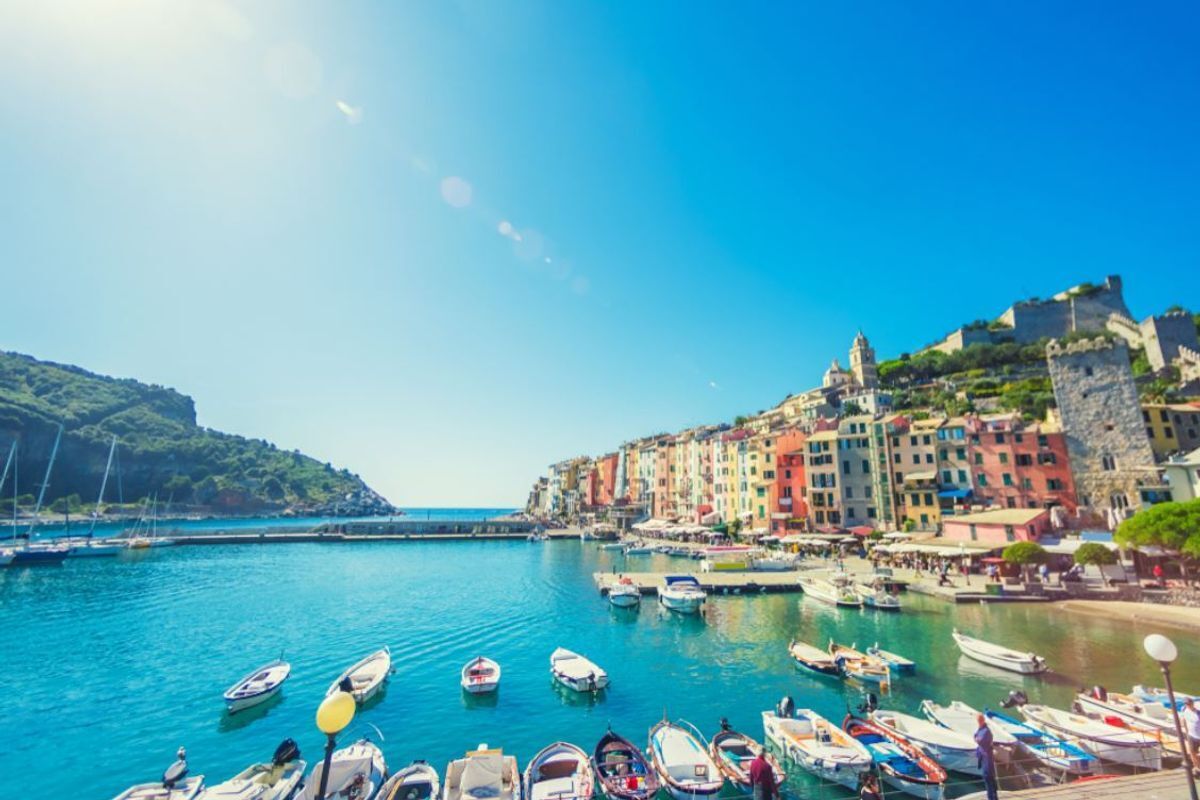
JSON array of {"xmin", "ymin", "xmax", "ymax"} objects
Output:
[{"xmin": 882, "ymin": 532, "xmax": 912, "ymax": 540}]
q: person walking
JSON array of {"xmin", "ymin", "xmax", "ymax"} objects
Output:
[
  {"xmin": 748, "ymin": 750, "xmax": 777, "ymax": 800},
  {"xmin": 975, "ymin": 713, "xmax": 998, "ymax": 800}
]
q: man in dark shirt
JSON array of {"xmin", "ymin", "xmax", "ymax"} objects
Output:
[
  {"xmin": 975, "ymin": 714, "xmax": 998, "ymax": 800},
  {"xmin": 748, "ymin": 751, "xmax": 776, "ymax": 800}
]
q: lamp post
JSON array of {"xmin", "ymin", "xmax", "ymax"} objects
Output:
[
  {"xmin": 314, "ymin": 682, "xmax": 357, "ymax": 800},
  {"xmin": 1144, "ymin": 634, "xmax": 1198, "ymax": 800}
]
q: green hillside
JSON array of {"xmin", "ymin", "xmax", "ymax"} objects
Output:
[{"xmin": 0, "ymin": 351, "xmax": 393, "ymax": 515}]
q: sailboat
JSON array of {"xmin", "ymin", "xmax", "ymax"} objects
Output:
[
  {"xmin": 126, "ymin": 494, "xmax": 175, "ymax": 549},
  {"xmin": 10, "ymin": 425, "xmax": 71, "ymax": 565},
  {"xmin": 67, "ymin": 435, "xmax": 124, "ymax": 557},
  {"xmin": 0, "ymin": 440, "xmax": 17, "ymax": 566}
]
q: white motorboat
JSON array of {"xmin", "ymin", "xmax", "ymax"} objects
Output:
[
  {"xmin": 0, "ymin": 548, "xmax": 13, "ymax": 567},
  {"xmin": 1132, "ymin": 684, "xmax": 1198, "ymax": 706},
  {"xmin": 952, "ymin": 630, "xmax": 1047, "ymax": 674},
  {"xmin": 328, "ymin": 647, "xmax": 392, "ymax": 704},
  {"xmin": 461, "ymin": 656, "xmax": 501, "ymax": 694},
  {"xmin": 443, "ymin": 745, "xmax": 521, "ymax": 800},
  {"xmin": 647, "ymin": 720, "xmax": 723, "ymax": 800},
  {"xmin": 1075, "ymin": 689, "xmax": 1178, "ymax": 736},
  {"xmin": 608, "ymin": 578, "xmax": 642, "ymax": 608},
  {"xmin": 921, "ymin": 701, "xmax": 1094, "ymax": 775},
  {"xmin": 113, "ymin": 749, "xmax": 204, "ymax": 800},
  {"xmin": 550, "ymin": 647, "xmax": 608, "ymax": 692},
  {"xmin": 523, "ymin": 741, "xmax": 595, "ymax": 800},
  {"xmin": 799, "ymin": 574, "xmax": 862, "ymax": 607},
  {"xmin": 657, "ymin": 575, "xmax": 706, "ymax": 614},
  {"xmin": 1019, "ymin": 703, "xmax": 1163, "ymax": 770},
  {"xmin": 855, "ymin": 577, "xmax": 901, "ymax": 611},
  {"xmin": 920, "ymin": 700, "xmax": 1017, "ymax": 747},
  {"xmin": 223, "ymin": 659, "xmax": 291, "ymax": 713},
  {"xmin": 298, "ymin": 739, "xmax": 386, "ymax": 800},
  {"xmin": 379, "ymin": 760, "xmax": 441, "ymax": 800},
  {"xmin": 761, "ymin": 707, "xmax": 871, "ymax": 791},
  {"xmin": 199, "ymin": 739, "xmax": 306, "ymax": 800},
  {"xmin": 600, "ymin": 542, "xmax": 625, "ymax": 551},
  {"xmin": 624, "ymin": 543, "xmax": 653, "ymax": 555},
  {"xmin": 870, "ymin": 709, "xmax": 980, "ymax": 775}
]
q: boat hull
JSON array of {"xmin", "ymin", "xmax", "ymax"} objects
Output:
[
  {"xmin": 953, "ymin": 632, "xmax": 1046, "ymax": 674},
  {"xmin": 10, "ymin": 546, "xmax": 70, "ymax": 565},
  {"xmin": 761, "ymin": 712, "xmax": 869, "ymax": 792},
  {"xmin": 224, "ymin": 684, "xmax": 282, "ymax": 714},
  {"xmin": 658, "ymin": 594, "xmax": 704, "ymax": 614},
  {"xmin": 608, "ymin": 591, "xmax": 641, "ymax": 608}
]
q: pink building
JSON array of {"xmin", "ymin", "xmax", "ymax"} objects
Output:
[{"xmin": 940, "ymin": 507, "xmax": 1051, "ymax": 546}]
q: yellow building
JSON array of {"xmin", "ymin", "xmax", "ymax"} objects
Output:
[
  {"xmin": 1142, "ymin": 403, "xmax": 1200, "ymax": 460},
  {"xmin": 900, "ymin": 471, "xmax": 941, "ymax": 532}
]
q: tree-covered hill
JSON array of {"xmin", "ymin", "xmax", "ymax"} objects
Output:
[{"xmin": 0, "ymin": 350, "xmax": 394, "ymax": 515}]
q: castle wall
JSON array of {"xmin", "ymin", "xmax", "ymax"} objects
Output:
[{"xmin": 1140, "ymin": 311, "xmax": 1200, "ymax": 371}]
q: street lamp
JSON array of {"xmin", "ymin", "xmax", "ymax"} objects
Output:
[
  {"xmin": 1144, "ymin": 634, "xmax": 1198, "ymax": 800},
  {"xmin": 314, "ymin": 681, "xmax": 357, "ymax": 800}
]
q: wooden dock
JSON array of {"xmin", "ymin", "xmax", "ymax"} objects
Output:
[
  {"xmin": 594, "ymin": 570, "xmax": 807, "ymax": 595},
  {"xmin": 1004, "ymin": 769, "xmax": 1189, "ymax": 800}
]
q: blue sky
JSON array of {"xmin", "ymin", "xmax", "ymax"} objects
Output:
[{"xmin": 1, "ymin": 2, "xmax": 1197, "ymax": 506}]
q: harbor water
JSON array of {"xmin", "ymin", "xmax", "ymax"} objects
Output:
[{"xmin": 2, "ymin": 534, "xmax": 1197, "ymax": 799}]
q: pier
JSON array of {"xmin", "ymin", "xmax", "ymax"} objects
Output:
[
  {"xmin": 159, "ymin": 519, "xmax": 577, "ymax": 545},
  {"xmin": 595, "ymin": 570, "xmax": 808, "ymax": 595},
  {"xmin": 1007, "ymin": 770, "xmax": 1188, "ymax": 800}
]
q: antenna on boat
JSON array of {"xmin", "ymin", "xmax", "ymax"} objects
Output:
[
  {"xmin": 0, "ymin": 441, "xmax": 15, "ymax": 544},
  {"xmin": 88, "ymin": 435, "xmax": 118, "ymax": 540},
  {"xmin": 26, "ymin": 423, "xmax": 63, "ymax": 540}
]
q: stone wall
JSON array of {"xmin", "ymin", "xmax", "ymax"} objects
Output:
[{"xmin": 1140, "ymin": 311, "xmax": 1200, "ymax": 371}]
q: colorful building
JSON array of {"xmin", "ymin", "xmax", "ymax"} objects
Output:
[
  {"xmin": 940, "ymin": 507, "xmax": 1052, "ymax": 546},
  {"xmin": 1143, "ymin": 402, "xmax": 1200, "ymax": 460}
]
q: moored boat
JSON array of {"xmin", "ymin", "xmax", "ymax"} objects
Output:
[
  {"xmin": 869, "ymin": 709, "xmax": 980, "ymax": 775},
  {"xmin": 657, "ymin": 575, "xmax": 706, "ymax": 614},
  {"xmin": 919, "ymin": 700, "xmax": 1017, "ymax": 749},
  {"xmin": 1018, "ymin": 703, "xmax": 1163, "ymax": 770},
  {"xmin": 297, "ymin": 738, "xmax": 386, "ymax": 800},
  {"xmin": 952, "ymin": 629, "xmax": 1047, "ymax": 674},
  {"xmin": 113, "ymin": 748, "xmax": 204, "ymax": 800},
  {"xmin": 708, "ymin": 719, "xmax": 785, "ymax": 791},
  {"xmin": 523, "ymin": 741, "xmax": 594, "ymax": 800},
  {"xmin": 591, "ymin": 728, "xmax": 658, "ymax": 800},
  {"xmin": 460, "ymin": 656, "xmax": 501, "ymax": 694},
  {"xmin": 223, "ymin": 659, "xmax": 291, "ymax": 714},
  {"xmin": 867, "ymin": 644, "xmax": 916, "ymax": 673},
  {"xmin": 199, "ymin": 739, "xmax": 306, "ymax": 800},
  {"xmin": 443, "ymin": 745, "xmax": 521, "ymax": 800},
  {"xmin": 829, "ymin": 641, "xmax": 891, "ymax": 686},
  {"xmin": 761, "ymin": 705, "xmax": 871, "ymax": 791},
  {"xmin": 1075, "ymin": 688, "xmax": 1178, "ymax": 737},
  {"xmin": 550, "ymin": 647, "xmax": 608, "ymax": 692},
  {"xmin": 379, "ymin": 761, "xmax": 440, "ymax": 800},
  {"xmin": 788, "ymin": 640, "xmax": 840, "ymax": 677},
  {"xmin": 623, "ymin": 543, "xmax": 653, "ymax": 555},
  {"xmin": 66, "ymin": 435, "xmax": 123, "ymax": 560},
  {"xmin": 328, "ymin": 647, "xmax": 392, "ymax": 704},
  {"xmin": 842, "ymin": 715, "xmax": 946, "ymax": 800},
  {"xmin": 983, "ymin": 710, "xmax": 1096, "ymax": 776},
  {"xmin": 799, "ymin": 574, "xmax": 862, "ymax": 607},
  {"xmin": 1132, "ymin": 684, "xmax": 1198, "ymax": 707},
  {"xmin": 608, "ymin": 578, "xmax": 642, "ymax": 608},
  {"xmin": 855, "ymin": 577, "xmax": 901, "ymax": 611},
  {"xmin": 647, "ymin": 720, "xmax": 723, "ymax": 800}
]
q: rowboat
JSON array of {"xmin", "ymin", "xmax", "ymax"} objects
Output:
[
  {"xmin": 787, "ymin": 640, "xmax": 840, "ymax": 677},
  {"xmin": 199, "ymin": 739, "xmax": 306, "ymax": 800},
  {"xmin": 223, "ymin": 659, "xmax": 291, "ymax": 713},
  {"xmin": 984, "ymin": 710, "xmax": 1096, "ymax": 776},
  {"xmin": 608, "ymin": 578, "xmax": 642, "ymax": 608},
  {"xmin": 379, "ymin": 761, "xmax": 441, "ymax": 800},
  {"xmin": 761, "ymin": 707, "xmax": 870, "ymax": 791},
  {"xmin": 952, "ymin": 630, "xmax": 1047, "ymax": 674},
  {"xmin": 647, "ymin": 720, "xmax": 723, "ymax": 800},
  {"xmin": 799, "ymin": 574, "xmax": 862, "ymax": 607},
  {"xmin": 842, "ymin": 715, "xmax": 946, "ymax": 800},
  {"xmin": 709, "ymin": 720, "xmax": 785, "ymax": 791},
  {"xmin": 523, "ymin": 741, "xmax": 595, "ymax": 800},
  {"xmin": 112, "ymin": 749, "xmax": 204, "ymax": 800},
  {"xmin": 829, "ymin": 642, "xmax": 891, "ymax": 686},
  {"xmin": 298, "ymin": 739, "xmax": 386, "ymax": 800},
  {"xmin": 443, "ymin": 745, "xmax": 520, "ymax": 800},
  {"xmin": 461, "ymin": 656, "xmax": 501, "ymax": 694},
  {"xmin": 1132, "ymin": 684, "xmax": 1198, "ymax": 707},
  {"xmin": 1019, "ymin": 703, "xmax": 1163, "ymax": 770},
  {"xmin": 657, "ymin": 575, "xmax": 706, "ymax": 614},
  {"xmin": 855, "ymin": 577, "xmax": 901, "ymax": 611},
  {"xmin": 870, "ymin": 709, "xmax": 980, "ymax": 775},
  {"xmin": 867, "ymin": 644, "xmax": 916, "ymax": 673},
  {"xmin": 550, "ymin": 647, "xmax": 608, "ymax": 692},
  {"xmin": 1075, "ymin": 688, "xmax": 1179, "ymax": 737},
  {"xmin": 591, "ymin": 728, "xmax": 659, "ymax": 800},
  {"xmin": 920, "ymin": 700, "xmax": 1017, "ymax": 748},
  {"xmin": 328, "ymin": 647, "xmax": 392, "ymax": 704}
]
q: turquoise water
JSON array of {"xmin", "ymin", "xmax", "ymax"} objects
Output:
[{"xmin": 2, "ymin": 539, "xmax": 1196, "ymax": 799}]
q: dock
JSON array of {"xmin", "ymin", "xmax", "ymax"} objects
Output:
[
  {"xmin": 1005, "ymin": 769, "xmax": 1188, "ymax": 800},
  {"xmin": 162, "ymin": 522, "xmax": 582, "ymax": 545},
  {"xmin": 595, "ymin": 570, "xmax": 807, "ymax": 595}
]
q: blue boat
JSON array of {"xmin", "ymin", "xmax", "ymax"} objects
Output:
[
  {"xmin": 787, "ymin": 640, "xmax": 840, "ymax": 677},
  {"xmin": 841, "ymin": 714, "xmax": 946, "ymax": 800},
  {"xmin": 867, "ymin": 644, "xmax": 916, "ymax": 673},
  {"xmin": 984, "ymin": 710, "xmax": 1096, "ymax": 776}
]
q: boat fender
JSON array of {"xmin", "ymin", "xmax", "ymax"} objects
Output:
[
  {"xmin": 162, "ymin": 748, "xmax": 188, "ymax": 789},
  {"xmin": 273, "ymin": 738, "xmax": 301, "ymax": 766}
]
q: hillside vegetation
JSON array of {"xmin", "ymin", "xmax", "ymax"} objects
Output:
[{"xmin": 0, "ymin": 351, "xmax": 392, "ymax": 515}]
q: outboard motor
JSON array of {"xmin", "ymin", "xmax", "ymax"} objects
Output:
[
  {"xmin": 339, "ymin": 676, "xmax": 355, "ymax": 694},
  {"xmin": 719, "ymin": 717, "xmax": 732, "ymax": 732},
  {"xmin": 776, "ymin": 695, "xmax": 795, "ymax": 719},
  {"xmin": 857, "ymin": 692, "xmax": 879, "ymax": 715},
  {"xmin": 1000, "ymin": 690, "xmax": 1028, "ymax": 709},
  {"xmin": 273, "ymin": 738, "xmax": 301, "ymax": 766},
  {"xmin": 162, "ymin": 747, "xmax": 189, "ymax": 789}
]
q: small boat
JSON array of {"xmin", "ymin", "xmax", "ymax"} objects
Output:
[
  {"xmin": 867, "ymin": 644, "xmax": 915, "ymax": 673},
  {"xmin": 842, "ymin": 715, "xmax": 946, "ymax": 800},
  {"xmin": 1075, "ymin": 688, "xmax": 1179, "ymax": 737},
  {"xmin": 624, "ymin": 543, "xmax": 653, "ymax": 555},
  {"xmin": 608, "ymin": 578, "xmax": 642, "ymax": 608},
  {"xmin": 647, "ymin": 720, "xmax": 723, "ymax": 800},
  {"xmin": 523, "ymin": 741, "xmax": 595, "ymax": 800},
  {"xmin": 461, "ymin": 656, "xmax": 501, "ymax": 694},
  {"xmin": 65, "ymin": 537, "xmax": 125, "ymax": 557},
  {"xmin": 799, "ymin": 574, "xmax": 862, "ymax": 607},
  {"xmin": 0, "ymin": 548, "xmax": 13, "ymax": 567},
  {"xmin": 952, "ymin": 629, "xmax": 1047, "ymax": 674},
  {"xmin": 982, "ymin": 710, "xmax": 1095, "ymax": 776},
  {"xmin": 591, "ymin": 728, "xmax": 658, "ymax": 800},
  {"xmin": 379, "ymin": 761, "xmax": 441, "ymax": 800},
  {"xmin": 1132, "ymin": 684, "xmax": 1198, "ymax": 707},
  {"xmin": 855, "ymin": 577, "xmax": 901, "ymax": 610},
  {"xmin": 113, "ymin": 748, "xmax": 204, "ymax": 800},
  {"xmin": 9, "ymin": 541, "xmax": 72, "ymax": 565},
  {"xmin": 223, "ymin": 659, "xmax": 291, "ymax": 713},
  {"xmin": 328, "ymin": 647, "xmax": 392, "ymax": 704},
  {"xmin": 600, "ymin": 542, "xmax": 625, "ymax": 551},
  {"xmin": 829, "ymin": 642, "xmax": 891, "ymax": 686},
  {"xmin": 787, "ymin": 640, "xmax": 840, "ymax": 677},
  {"xmin": 761, "ymin": 704, "xmax": 871, "ymax": 791},
  {"xmin": 920, "ymin": 700, "xmax": 1017, "ymax": 749},
  {"xmin": 298, "ymin": 738, "xmax": 386, "ymax": 800},
  {"xmin": 870, "ymin": 709, "xmax": 980, "ymax": 775},
  {"xmin": 657, "ymin": 575, "xmax": 706, "ymax": 614},
  {"xmin": 1019, "ymin": 703, "xmax": 1163, "ymax": 770},
  {"xmin": 550, "ymin": 647, "xmax": 608, "ymax": 692},
  {"xmin": 199, "ymin": 739, "xmax": 306, "ymax": 800},
  {"xmin": 709, "ymin": 719, "xmax": 785, "ymax": 791},
  {"xmin": 443, "ymin": 745, "xmax": 521, "ymax": 800}
]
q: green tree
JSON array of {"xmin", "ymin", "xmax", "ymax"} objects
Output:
[
  {"xmin": 1116, "ymin": 498, "xmax": 1200, "ymax": 579},
  {"xmin": 1074, "ymin": 542, "xmax": 1117, "ymax": 586},
  {"xmin": 1002, "ymin": 541, "xmax": 1047, "ymax": 583}
]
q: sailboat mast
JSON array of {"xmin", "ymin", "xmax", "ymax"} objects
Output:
[
  {"xmin": 27, "ymin": 424, "xmax": 63, "ymax": 538},
  {"xmin": 89, "ymin": 436, "xmax": 118, "ymax": 538},
  {"xmin": 0, "ymin": 441, "xmax": 14, "ymax": 543}
]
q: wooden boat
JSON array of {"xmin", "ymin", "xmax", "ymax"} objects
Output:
[
  {"xmin": 920, "ymin": 700, "xmax": 1017, "ymax": 748},
  {"xmin": 647, "ymin": 720, "xmax": 723, "ymax": 800},
  {"xmin": 608, "ymin": 578, "xmax": 642, "ymax": 608},
  {"xmin": 223, "ymin": 659, "xmax": 291, "ymax": 713},
  {"xmin": 841, "ymin": 715, "xmax": 947, "ymax": 800},
  {"xmin": 523, "ymin": 741, "xmax": 595, "ymax": 800},
  {"xmin": 591, "ymin": 728, "xmax": 659, "ymax": 800},
  {"xmin": 199, "ymin": 739, "xmax": 306, "ymax": 799},
  {"xmin": 799, "ymin": 574, "xmax": 862, "ymax": 607},
  {"xmin": 657, "ymin": 575, "xmax": 706, "ymax": 614},
  {"xmin": 1075, "ymin": 689, "xmax": 1179, "ymax": 737},
  {"xmin": 829, "ymin": 642, "xmax": 891, "ymax": 686},
  {"xmin": 550, "ymin": 647, "xmax": 608, "ymax": 692},
  {"xmin": 443, "ymin": 745, "xmax": 521, "ymax": 800},
  {"xmin": 1132, "ymin": 684, "xmax": 1198, "ymax": 707},
  {"xmin": 952, "ymin": 629, "xmax": 1047, "ymax": 674},
  {"xmin": 983, "ymin": 710, "xmax": 1096, "ymax": 776},
  {"xmin": 761, "ymin": 707, "xmax": 870, "ymax": 791},
  {"xmin": 870, "ymin": 709, "xmax": 980, "ymax": 776},
  {"xmin": 708, "ymin": 720, "xmax": 785, "ymax": 791},
  {"xmin": 298, "ymin": 739, "xmax": 386, "ymax": 800},
  {"xmin": 460, "ymin": 656, "xmax": 501, "ymax": 694},
  {"xmin": 1019, "ymin": 703, "xmax": 1163, "ymax": 770},
  {"xmin": 867, "ymin": 644, "xmax": 916, "ymax": 673},
  {"xmin": 113, "ymin": 749, "xmax": 204, "ymax": 800},
  {"xmin": 328, "ymin": 647, "xmax": 392, "ymax": 704},
  {"xmin": 379, "ymin": 761, "xmax": 441, "ymax": 800},
  {"xmin": 855, "ymin": 577, "xmax": 901, "ymax": 611},
  {"xmin": 787, "ymin": 640, "xmax": 840, "ymax": 677}
]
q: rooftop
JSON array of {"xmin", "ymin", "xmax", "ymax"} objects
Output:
[{"xmin": 944, "ymin": 507, "xmax": 1049, "ymax": 526}]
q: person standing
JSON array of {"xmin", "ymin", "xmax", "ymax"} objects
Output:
[
  {"xmin": 748, "ymin": 750, "xmax": 777, "ymax": 800},
  {"xmin": 859, "ymin": 773, "xmax": 882, "ymax": 800},
  {"xmin": 1182, "ymin": 697, "xmax": 1200, "ymax": 775},
  {"xmin": 1153, "ymin": 562, "xmax": 1165, "ymax": 588},
  {"xmin": 975, "ymin": 714, "xmax": 998, "ymax": 800}
]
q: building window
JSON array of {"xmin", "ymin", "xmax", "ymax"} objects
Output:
[
  {"xmin": 924, "ymin": 493, "xmax": 934, "ymax": 505},
  {"xmin": 756, "ymin": 487, "xmax": 765, "ymax": 498},
  {"xmin": 842, "ymin": 461, "xmax": 851, "ymax": 475},
  {"xmin": 1005, "ymin": 525, "xmax": 1016, "ymax": 542},
  {"xmin": 974, "ymin": 453, "xmax": 983, "ymax": 465},
  {"xmin": 912, "ymin": 454, "xmax": 920, "ymax": 465},
  {"xmin": 999, "ymin": 452, "xmax": 1009, "ymax": 464},
  {"xmin": 1165, "ymin": 427, "xmax": 1174, "ymax": 439},
  {"xmin": 977, "ymin": 474, "xmax": 988, "ymax": 487},
  {"xmin": 895, "ymin": 471, "xmax": 903, "ymax": 483},
  {"xmin": 942, "ymin": 470, "xmax": 952, "ymax": 483},
  {"xmin": 958, "ymin": 470, "xmax": 967, "ymax": 483},
  {"xmin": 1047, "ymin": 478, "xmax": 1063, "ymax": 490},
  {"xmin": 995, "ymin": 433, "xmax": 1006, "ymax": 444},
  {"xmin": 894, "ymin": 453, "xmax": 901, "ymax": 464},
  {"xmin": 867, "ymin": 506, "xmax": 877, "ymax": 518},
  {"xmin": 862, "ymin": 460, "xmax": 870, "ymax": 474},
  {"xmin": 969, "ymin": 524, "xmax": 977, "ymax": 541},
  {"xmin": 1101, "ymin": 454, "xmax": 1117, "ymax": 471}
]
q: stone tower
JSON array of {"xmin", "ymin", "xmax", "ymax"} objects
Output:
[
  {"xmin": 849, "ymin": 331, "xmax": 878, "ymax": 389},
  {"xmin": 1046, "ymin": 337, "xmax": 1156, "ymax": 520}
]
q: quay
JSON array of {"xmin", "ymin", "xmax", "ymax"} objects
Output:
[
  {"xmin": 161, "ymin": 520, "xmax": 580, "ymax": 545},
  {"xmin": 595, "ymin": 570, "xmax": 806, "ymax": 595},
  {"xmin": 1008, "ymin": 770, "xmax": 1188, "ymax": 800}
]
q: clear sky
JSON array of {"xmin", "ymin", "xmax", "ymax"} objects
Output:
[{"xmin": 1, "ymin": 2, "xmax": 1198, "ymax": 507}]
